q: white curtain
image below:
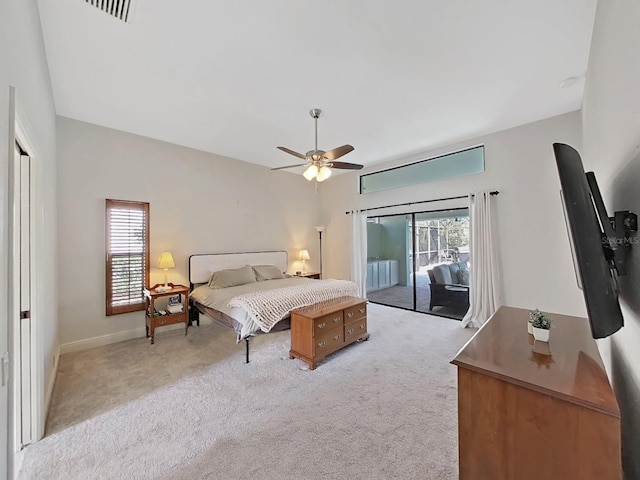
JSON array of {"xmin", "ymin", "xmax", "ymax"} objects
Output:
[
  {"xmin": 350, "ymin": 212, "xmax": 368, "ymax": 297},
  {"xmin": 462, "ymin": 191, "xmax": 501, "ymax": 328}
]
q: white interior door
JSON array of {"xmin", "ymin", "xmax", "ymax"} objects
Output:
[
  {"xmin": 19, "ymin": 149, "xmax": 32, "ymax": 446},
  {"xmin": 10, "ymin": 142, "xmax": 33, "ymax": 454}
]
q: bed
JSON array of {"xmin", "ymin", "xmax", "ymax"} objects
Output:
[{"xmin": 188, "ymin": 251, "xmax": 359, "ymax": 362}]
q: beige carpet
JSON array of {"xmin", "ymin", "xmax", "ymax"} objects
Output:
[{"xmin": 18, "ymin": 304, "xmax": 475, "ymax": 480}]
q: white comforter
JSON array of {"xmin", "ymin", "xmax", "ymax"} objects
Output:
[{"xmin": 190, "ymin": 277, "xmax": 359, "ymax": 339}]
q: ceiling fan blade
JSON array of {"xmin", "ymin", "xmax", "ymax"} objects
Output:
[
  {"xmin": 277, "ymin": 146, "xmax": 307, "ymax": 160},
  {"xmin": 271, "ymin": 163, "xmax": 308, "ymax": 171},
  {"xmin": 322, "ymin": 144, "xmax": 354, "ymax": 161},
  {"xmin": 329, "ymin": 161, "xmax": 364, "ymax": 170}
]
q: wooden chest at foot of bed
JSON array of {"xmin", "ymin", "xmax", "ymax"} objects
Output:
[{"xmin": 289, "ymin": 296, "xmax": 369, "ymax": 370}]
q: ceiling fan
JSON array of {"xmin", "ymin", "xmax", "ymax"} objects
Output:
[{"xmin": 271, "ymin": 108, "xmax": 363, "ymax": 182}]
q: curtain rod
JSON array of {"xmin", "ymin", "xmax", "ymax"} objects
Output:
[{"xmin": 345, "ymin": 191, "xmax": 499, "ymax": 215}]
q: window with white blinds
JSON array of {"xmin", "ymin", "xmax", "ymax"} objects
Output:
[{"xmin": 105, "ymin": 199, "xmax": 150, "ymax": 316}]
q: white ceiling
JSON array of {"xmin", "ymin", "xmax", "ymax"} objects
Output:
[{"xmin": 37, "ymin": 0, "xmax": 597, "ymax": 172}]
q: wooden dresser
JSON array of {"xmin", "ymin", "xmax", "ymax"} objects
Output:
[
  {"xmin": 451, "ymin": 306, "xmax": 622, "ymax": 480},
  {"xmin": 289, "ymin": 296, "xmax": 369, "ymax": 370}
]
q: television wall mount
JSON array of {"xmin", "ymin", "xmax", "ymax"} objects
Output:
[
  {"xmin": 587, "ymin": 171, "xmax": 638, "ymax": 275},
  {"xmin": 607, "ymin": 210, "xmax": 637, "ymax": 276}
]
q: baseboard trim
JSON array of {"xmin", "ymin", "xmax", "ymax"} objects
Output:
[
  {"xmin": 45, "ymin": 346, "xmax": 60, "ymax": 414},
  {"xmin": 59, "ymin": 316, "xmax": 212, "ymax": 354},
  {"xmin": 59, "ymin": 327, "xmax": 148, "ymax": 354},
  {"xmin": 41, "ymin": 345, "xmax": 60, "ymax": 440}
]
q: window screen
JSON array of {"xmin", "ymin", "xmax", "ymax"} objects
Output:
[{"xmin": 105, "ymin": 199, "xmax": 150, "ymax": 316}]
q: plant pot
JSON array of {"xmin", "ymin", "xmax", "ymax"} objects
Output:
[
  {"xmin": 527, "ymin": 322, "xmax": 533, "ymax": 335},
  {"xmin": 532, "ymin": 326, "xmax": 550, "ymax": 342}
]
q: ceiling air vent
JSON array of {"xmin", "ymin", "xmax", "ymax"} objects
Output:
[{"xmin": 84, "ymin": 0, "xmax": 133, "ymax": 23}]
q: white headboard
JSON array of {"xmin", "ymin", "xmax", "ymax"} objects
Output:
[{"xmin": 189, "ymin": 251, "xmax": 288, "ymax": 286}]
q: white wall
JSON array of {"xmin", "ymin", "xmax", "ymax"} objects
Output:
[
  {"xmin": 0, "ymin": 0, "xmax": 58, "ymax": 470},
  {"xmin": 582, "ymin": 0, "xmax": 640, "ymax": 477},
  {"xmin": 56, "ymin": 117, "xmax": 322, "ymax": 348},
  {"xmin": 320, "ymin": 111, "xmax": 585, "ymax": 318}
]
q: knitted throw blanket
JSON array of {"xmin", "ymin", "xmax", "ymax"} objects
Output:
[{"xmin": 227, "ymin": 279, "xmax": 359, "ymax": 333}]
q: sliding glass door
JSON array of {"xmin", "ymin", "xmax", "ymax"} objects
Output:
[
  {"xmin": 366, "ymin": 208, "xmax": 469, "ymax": 320},
  {"xmin": 413, "ymin": 211, "xmax": 469, "ymax": 317},
  {"xmin": 365, "ymin": 215, "xmax": 412, "ymax": 310}
]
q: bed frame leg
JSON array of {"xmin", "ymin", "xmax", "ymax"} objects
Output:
[{"xmin": 245, "ymin": 338, "xmax": 250, "ymax": 364}]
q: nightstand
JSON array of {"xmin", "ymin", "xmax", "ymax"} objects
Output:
[
  {"xmin": 294, "ymin": 272, "xmax": 321, "ymax": 279},
  {"xmin": 144, "ymin": 283, "xmax": 189, "ymax": 344}
]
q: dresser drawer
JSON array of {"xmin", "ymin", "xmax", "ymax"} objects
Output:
[
  {"xmin": 153, "ymin": 314, "xmax": 186, "ymax": 327},
  {"xmin": 313, "ymin": 311, "xmax": 344, "ymax": 336},
  {"xmin": 314, "ymin": 326, "xmax": 344, "ymax": 356},
  {"xmin": 344, "ymin": 303, "xmax": 366, "ymax": 322},
  {"xmin": 344, "ymin": 318, "xmax": 367, "ymax": 344}
]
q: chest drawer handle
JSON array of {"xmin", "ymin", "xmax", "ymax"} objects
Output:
[
  {"xmin": 333, "ymin": 317, "xmax": 341, "ymax": 323},
  {"xmin": 334, "ymin": 334, "xmax": 341, "ymax": 341},
  {"xmin": 359, "ymin": 308, "xmax": 365, "ymax": 314},
  {"xmin": 317, "ymin": 341, "xmax": 326, "ymax": 348},
  {"xmin": 347, "ymin": 312, "xmax": 353, "ymax": 318},
  {"xmin": 360, "ymin": 323, "xmax": 365, "ymax": 329},
  {"xmin": 317, "ymin": 322, "xmax": 326, "ymax": 329},
  {"xmin": 347, "ymin": 328, "xmax": 354, "ymax": 334}
]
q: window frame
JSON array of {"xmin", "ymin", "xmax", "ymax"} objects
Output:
[
  {"xmin": 359, "ymin": 145, "xmax": 485, "ymax": 194},
  {"xmin": 105, "ymin": 199, "xmax": 150, "ymax": 316}
]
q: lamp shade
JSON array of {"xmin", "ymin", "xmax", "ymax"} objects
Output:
[
  {"xmin": 303, "ymin": 165, "xmax": 318, "ymax": 181},
  {"xmin": 316, "ymin": 166, "xmax": 332, "ymax": 182},
  {"xmin": 157, "ymin": 252, "xmax": 175, "ymax": 269},
  {"xmin": 299, "ymin": 249, "xmax": 311, "ymax": 261}
]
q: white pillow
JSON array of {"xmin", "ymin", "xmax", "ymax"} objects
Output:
[
  {"xmin": 208, "ymin": 265, "xmax": 256, "ymax": 289},
  {"xmin": 252, "ymin": 264, "xmax": 285, "ymax": 281}
]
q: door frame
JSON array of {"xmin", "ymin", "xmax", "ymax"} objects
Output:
[
  {"xmin": 365, "ymin": 207, "xmax": 470, "ymax": 318},
  {"xmin": 7, "ymin": 87, "xmax": 42, "ymax": 476}
]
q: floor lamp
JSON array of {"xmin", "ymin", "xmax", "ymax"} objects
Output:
[{"xmin": 315, "ymin": 225, "xmax": 326, "ymax": 279}]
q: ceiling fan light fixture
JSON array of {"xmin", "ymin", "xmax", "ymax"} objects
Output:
[
  {"xmin": 272, "ymin": 108, "xmax": 362, "ymax": 181},
  {"xmin": 303, "ymin": 164, "xmax": 318, "ymax": 181},
  {"xmin": 316, "ymin": 166, "xmax": 332, "ymax": 182}
]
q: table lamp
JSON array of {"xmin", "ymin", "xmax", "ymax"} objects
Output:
[
  {"xmin": 299, "ymin": 249, "xmax": 310, "ymax": 273},
  {"xmin": 157, "ymin": 252, "xmax": 175, "ymax": 292}
]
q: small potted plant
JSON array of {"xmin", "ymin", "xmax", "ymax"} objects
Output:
[
  {"xmin": 528, "ymin": 309, "xmax": 545, "ymax": 334},
  {"xmin": 529, "ymin": 309, "xmax": 552, "ymax": 342}
]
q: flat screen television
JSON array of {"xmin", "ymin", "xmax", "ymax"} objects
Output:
[{"xmin": 553, "ymin": 142, "xmax": 623, "ymax": 339}]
